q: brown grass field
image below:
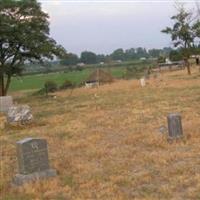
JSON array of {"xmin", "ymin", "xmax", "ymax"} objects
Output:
[{"xmin": 1, "ymin": 67, "xmax": 200, "ymax": 200}]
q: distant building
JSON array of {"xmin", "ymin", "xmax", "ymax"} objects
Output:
[
  {"xmin": 116, "ymin": 60, "xmax": 122, "ymax": 63},
  {"xmin": 140, "ymin": 57, "xmax": 146, "ymax": 61},
  {"xmin": 158, "ymin": 60, "xmax": 184, "ymax": 71},
  {"xmin": 77, "ymin": 63, "xmax": 85, "ymax": 67},
  {"xmin": 190, "ymin": 55, "xmax": 200, "ymax": 65},
  {"xmin": 191, "ymin": 55, "xmax": 200, "ymax": 58}
]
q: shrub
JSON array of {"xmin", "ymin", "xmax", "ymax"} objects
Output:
[
  {"xmin": 60, "ymin": 80, "xmax": 74, "ymax": 90},
  {"xmin": 44, "ymin": 80, "xmax": 58, "ymax": 93}
]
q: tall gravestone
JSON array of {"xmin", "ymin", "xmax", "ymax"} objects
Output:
[
  {"xmin": 167, "ymin": 113, "xmax": 183, "ymax": 139},
  {"xmin": 13, "ymin": 138, "xmax": 57, "ymax": 186},
  {"xmin": 0, "ymin": 96, "xmax": 13, "ymax": 113}
]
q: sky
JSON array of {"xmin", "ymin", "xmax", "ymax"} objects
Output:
[{"xmin": 39, "ymin": 0, "xmax": 197, "ymax": 55}]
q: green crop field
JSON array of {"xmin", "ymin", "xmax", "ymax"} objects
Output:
[
  {"xmin": 9, "ymin": 67, "xmax": 127, "ymax": 92},
  {"xmin": 9, "ymin": 60, "xmax": 153, "ymax": 92}
]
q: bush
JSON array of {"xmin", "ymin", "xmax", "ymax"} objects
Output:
[
  {"xmin": 158, "ymin": 56, "xmax": 166, "ymax": 63},
  {"xmin": 60, "ymin": 80, "xmax": 74, "ymax": 90},
  {"xmin": 44, "ymin": 80, "xmax": 58, "ymax": 93}
]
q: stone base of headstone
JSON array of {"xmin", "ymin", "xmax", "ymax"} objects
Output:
[
  {"xmin": 12, "ymin": 169, "xmax": 57, "ymax": 186},
  {"xmin": 0, "ymin": 96, "xmax": 13, "ymax": 113}
]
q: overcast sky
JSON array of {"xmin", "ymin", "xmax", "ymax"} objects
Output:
[{"xmin": 39, "ymin": 0, "xmax": 196, "ymax": 55}]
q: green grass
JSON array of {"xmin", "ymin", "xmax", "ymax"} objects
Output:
[
  {"xmin": 9, "ymin": 67, "xmax": 128, "ymax": 92},
  {"xmin": 9, "ymin": 61, "xmax": 150, "ymax": 92},
  {"xmin": 10, "ymin": 69, "xmax": 92, "ymax": 92}
]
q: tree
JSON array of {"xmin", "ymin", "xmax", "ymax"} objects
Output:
[
  {"xmin": 148, "ymin": 49, "xmax": 162, "ymax": 58},
  {"xmin": 162, "ymin": 4, "xmax": 200, "ymax": 75},
  {"xmin": 136, "ymin": 47, "xmax": 148, "ymax": 58},
  {"xmin": 80, "ymin": 51, "xmax": 97, "ymax": 64},
  {"xmin": 169, "ymin": 49, "xmax": 183, "ymax": 61},
  {"xmin": 111, "ymin": 48, "xmax": 124, "ymax": 61},
  {"xmin": 61, "ymin": 53, "xmax": 79, "ymax": 66},
  {"xmin": 158, "ymin": 55, "xmax": 166, "ymax": 63},
  {"xmin": 96, "ymin": 54, "xmax": 105, "ymax": 63},
  {"xmin": 125, "ymin": 48, "xmax": 136, "ymax": 60},
  {"xmin": 0, "ymin": 0, "xmax": 66, "ymax": 96}
]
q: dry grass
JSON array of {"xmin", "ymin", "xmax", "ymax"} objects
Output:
[{"xmin": 1, "ymin": 67, "xmax": 200, "ymax": 199}]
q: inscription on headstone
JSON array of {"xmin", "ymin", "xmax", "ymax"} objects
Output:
[
  {"xmin": 167, "ymin": 113, "xmax": 183, "ymax": 139},
  {"xmin": 17, "ymin": 138, "xmax": 49, "ymax": 174},
  {"xmin": 13, "ymin": 138, "xmax": 56, "ymax": 186},
  {"xmin": 0, "ymin": 96, "xmax": 13, "ymax": 113}
]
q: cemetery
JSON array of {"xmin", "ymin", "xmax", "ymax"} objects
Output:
[
  {"xmin": 1, "ymin": 0, "xmax": 200, "ymax": 199},
  {"xmin": 1, "ymin": 68, "xmax": 200, "ymax": 199}
]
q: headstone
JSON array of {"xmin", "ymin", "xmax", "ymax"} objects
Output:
[
  {"xmin": 7, "ymin": 105, "xmax": 33, "ymax": 124},
  {"xmin": 140, "ymin": 78, "xmax": 146, "ymax": 87},
  {"xmin": 85, "ymin": 81, "xmax": 99, "ymax": 88},
  {"xmin": 0, "ymin": 96, "xmax": 13, "ymax": 113},
  {"xmin": 13, "ymin": 138, "xmax": 56, "ymax": 186},
  {"xmin": 167, "ymin": 113, "xmax": 183, "ymax": 139}
]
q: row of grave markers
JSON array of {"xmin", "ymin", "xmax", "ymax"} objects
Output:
[{"xmin": 10, "ymin": 113, "xmax": 183, "ymax": 186}]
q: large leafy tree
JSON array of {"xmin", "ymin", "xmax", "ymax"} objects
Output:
[
  {"xmin": 61, "ymin": 53, "xmax": 79, "ymax": 66},
  {"xmin": 80, "ymin": 51, "xmax": 97, "ymax": 64},
  {"xmin": 162, "ymin": 5, "xmax": 200, "ymax": 75},
  {"xmin": 0, "ymin": 0, "xmax": 66, "ymax": 96},
  {"xmin": 111, "ymin": 48, "xmax": 125, "ymax": 61}
]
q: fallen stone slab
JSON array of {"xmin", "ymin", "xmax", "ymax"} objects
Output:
[{"xmin": 7, "ymin": 105, "xmax": 33, "ymax": 124}]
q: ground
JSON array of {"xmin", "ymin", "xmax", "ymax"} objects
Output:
[{"xmin": 1, "ymin": 67, "xmax": 200, "ymax": 200}]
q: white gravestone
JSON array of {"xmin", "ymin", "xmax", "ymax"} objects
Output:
[{"xmin": 140, "ymin": 78, "xmax": 146, "ymax": 87}]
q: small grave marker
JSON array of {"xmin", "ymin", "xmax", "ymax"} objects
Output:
[
  {"xmin": 140, "ymin": 78, "xmax": 146, "ymax": 87},
  {"xmin": 0, "ymin": 96, "xmax": 13, "ymax": 113},
  {"xmin": 13, "ymin": 138, "xmax": 56, "ymax": 186},
  {"xmin": 167, "ymin": 113, "xmax": 183, "ymax": 139}
]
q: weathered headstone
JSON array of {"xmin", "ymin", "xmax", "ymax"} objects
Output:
[
  {"xmin": 0, "ymin": 96, "xmax": 13, "ymax": 113},
  {"xmin": 140, "ymin": 78, "xmax": 146, "ymax": 87},
  {"xmin": 7, "ymin": 105, "xmax": 33, "ymax": 124},
  {"xmin": 13, "ymin": 138, "xmax": 56, "ymax": 186},
  {"xmin": 167, "ymin": 113, "xmax": 183, "ymax": 139},
  {"xmin": 85, "ymin": 81, "xmax": 99, "ymax": 88}
]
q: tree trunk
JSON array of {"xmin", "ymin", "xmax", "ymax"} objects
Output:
[
  {"xmin": 0, "ymin": 74, "xmax": 5, "ymax": 96},
  {"xmin": 184, "ymin": 58, "xmax": 191, "ymax": 75},
  {"xmin": 4, "ymin": 75, "xmax": 11, "ymax": 96}
]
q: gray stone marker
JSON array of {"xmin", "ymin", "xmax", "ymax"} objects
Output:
[
  {"xmin": 13, "ymin": 138, "xmax": 56, "ymax": 186},
  {"xmin": 167, "ymin": 113, "xmax": 183, "ymax": 139},
  {"xmin": 7, "ymin": 105, "xmax": 33, "ymax": 124},
  {"xmin": 0, "ymin": 96, "xmax": 13, "ymax": 113}
]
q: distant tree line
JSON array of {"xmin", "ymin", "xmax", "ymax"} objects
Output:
[{"xmin": 60, "ymin": 47, "xmax": 183, "ymax": 66}]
